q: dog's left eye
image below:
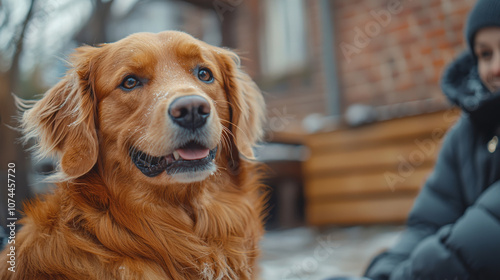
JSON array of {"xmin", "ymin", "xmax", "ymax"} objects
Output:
[
  {"xmin": 120, "ymin": 76, "xmax": 142, "ymax": 90},
  {"xmin": 197, "ymin": 68, "xmax": 214, "ymax": 83}
]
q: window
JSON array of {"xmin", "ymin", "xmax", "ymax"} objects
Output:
[{"xmin": 260, "ymin": 0, "xmax": 308, "ymax": 78}]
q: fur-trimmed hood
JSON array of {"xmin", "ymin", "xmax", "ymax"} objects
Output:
[{"xmin": 441, "ymin": 51, "xmax": 500, "ymax": 128}]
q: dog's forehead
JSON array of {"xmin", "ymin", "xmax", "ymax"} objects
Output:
[
  {"xmin": 115, "ymin": 31, "xmax": 211, "ymax": 57},
  {"xmin": 101, "ymin": 32, "xmax": 219, "ymax": 75},
  {"xmin": 93, "ymin": 32, "xmax": 224, "ymax": 95}
]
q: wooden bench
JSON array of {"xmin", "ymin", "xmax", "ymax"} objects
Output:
[{"xmin": 303, "ymin": 109, "xmax": 460, "ymax": 226}]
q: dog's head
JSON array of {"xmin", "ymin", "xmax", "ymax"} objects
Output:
[{"xmin": 22, "ymin": 31, "xmax": 265, "ymax": 184}]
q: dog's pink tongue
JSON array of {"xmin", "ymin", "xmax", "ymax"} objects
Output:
[{"xmin": 176, "ymin": 148, "xmax": 210, "ymax": 160}]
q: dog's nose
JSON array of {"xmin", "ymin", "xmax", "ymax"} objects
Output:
[{"xmin": 168, "ymin": 95, "xmax": 211, "ymax": 130}]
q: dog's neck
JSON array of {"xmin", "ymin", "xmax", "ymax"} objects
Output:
[{"xmin": 56, "ymin": 166, "xmax": 262, "ymax": 279}]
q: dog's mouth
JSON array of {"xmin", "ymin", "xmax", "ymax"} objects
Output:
[{"xmin": 130, "ymin": 141, "xmax": 217, "ymax": 177}]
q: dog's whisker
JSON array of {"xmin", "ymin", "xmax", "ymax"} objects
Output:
[
  {"xmin": 221, "ymin": 126, "xmax": 234, "ymax": 151},
  {"xmin": 220, "ymin": 119, "xmax": 252, "ymax": 145},
  {"xmin": 221, "ymin": 126, "xmax": 236, "ymax": 158},
  {"xmin": 220, "ymin": 123, "xmax": 236, "ymax": 139},
  {"xmin": 218, "ymin": 132, "xmax": 229, "ymax": 155}
]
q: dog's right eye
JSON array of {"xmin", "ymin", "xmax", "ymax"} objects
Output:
[{"xmin": 120, "ymin": 76, "xmax": 142, "ymax": 91}]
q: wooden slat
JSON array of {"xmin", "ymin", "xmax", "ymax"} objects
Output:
[
  {"xmin": 302, "ymin": 110, "xmax": 459, "ymax": 226},
  {"xmin": 306, "ymin": 195, "xmax": 417, "ymax": 225},
  {"xmin": 306, "ymin": 166, "xmax": 432, "ymax": 199},
  {"xmin": 305, "ymin": 109, "xmax": 460, "ymax": 153},
  {"xmin": 268, "ymin": 131, "xmax": 307, "ymax": 145},
  {"xmin": 305, "ymin": 141, "xmax": 440, "ymax": 175}
]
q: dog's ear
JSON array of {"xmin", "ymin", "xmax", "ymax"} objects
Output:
[
  {"xmin": 21, "ymin": 45, "xmax": 100, "ymax": 181},
  {"xmin": 217, "ymin": 49, "xmax": 266, "ymax": 159}
]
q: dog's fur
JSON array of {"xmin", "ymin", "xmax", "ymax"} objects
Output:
[{"xmin": 0, "ymin": 31, "xmax": 267, "ymax": 279}]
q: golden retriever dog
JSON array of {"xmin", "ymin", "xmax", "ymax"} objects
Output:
[{"xmin": 0, "ymin": 31, "xmax": 267, "ymax": 280}]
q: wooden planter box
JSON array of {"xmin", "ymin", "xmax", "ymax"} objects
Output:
[{"xmin": 303, "ymin": 110, "xmax": 460, "ymax": 226}]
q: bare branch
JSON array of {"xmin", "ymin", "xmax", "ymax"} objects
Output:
[
  {"xmin": 74, "ymin": 0, "xmax": 114, "ymax": 45},
  {"xmin": 171, "ymin": 0, "xmax": 213, "ymax": 9},
  {"xmin": 8, "ymin": 0, "xmax": 36, "ymax": 93}
]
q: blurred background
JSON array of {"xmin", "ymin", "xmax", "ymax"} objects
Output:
[{"xmin": 0, "ymin": 0, "xmax": 476, "ymax": 279}]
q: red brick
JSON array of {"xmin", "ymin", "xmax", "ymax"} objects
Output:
[
  {"xmin": 420, "ymin": 45, "xmax": 433, "ymax": 55},
  {"xmin": 388, "ymin": 21, "xmax": 410, "ymax": 33},
  {"xmin": 432, "ymin": 58, "xmax": 446, "ymax": 69},
  {"xmin": 425, "ymin": 28, "xmax": 446, "ymax": 39}
]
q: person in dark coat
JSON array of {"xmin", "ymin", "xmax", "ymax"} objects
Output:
[{"xmin": 363, "ymin": 0, "xmax": 500, "ymax": 279}]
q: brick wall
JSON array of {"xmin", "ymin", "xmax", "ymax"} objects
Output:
[
  {"xmin": 334, "ymin": 0, "xmax": 476, "ymax": 110},
  {"xmin": 233, "ymin": 0, "xmax": 477, "ymax": 134}
]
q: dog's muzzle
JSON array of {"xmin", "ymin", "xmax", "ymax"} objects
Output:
[{"xmin": 130, "ymin": 142, "xmax": 218, "ymax": 177}]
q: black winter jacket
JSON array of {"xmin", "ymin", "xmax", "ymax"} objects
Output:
[{"xmin": 364, "ymin": 52, "xmax": 500, "ymax": 280}]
